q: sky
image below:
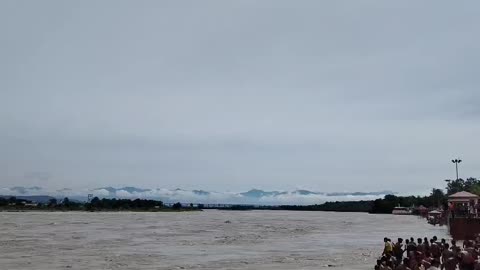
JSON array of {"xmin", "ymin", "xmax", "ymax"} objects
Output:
[{"xmin": 1, "ymin": 1, "xmax": 480, "ymax": 194}]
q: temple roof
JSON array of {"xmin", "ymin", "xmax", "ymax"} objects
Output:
[{"xmin": 449, "ymin": 191, "xmax": 479, "ymax": 198}]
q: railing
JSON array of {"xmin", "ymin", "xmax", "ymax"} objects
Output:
[{"xmin": 449, "ymin": 209, "xmax": 480, "ymax": 219}]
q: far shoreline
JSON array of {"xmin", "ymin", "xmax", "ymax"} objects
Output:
[
  {"xmin": 0, "ymin": 208, "xmax": 202, "ymax": 213},
  {"xmin": 0, "ymin": 208, "xmax": 406, "ymax": 214}
]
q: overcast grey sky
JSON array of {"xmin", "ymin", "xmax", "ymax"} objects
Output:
[{"xmin": 1, "ymin": 1, "xmax": 480, "ymax": 193}]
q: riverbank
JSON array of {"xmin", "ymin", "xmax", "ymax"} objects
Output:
[
  {"xmin": 0, "ymin": 197, "xmax": 201, "ymax": 212},
  {"xmin": 0, "ymin": 188, "xmax": 449, "ymax": 214},
  {"xmin": 0, "ymin": 208, "xmax": 201, "ymax": 212}
]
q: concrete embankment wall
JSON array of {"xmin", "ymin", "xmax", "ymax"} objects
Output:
[{"xmin": 449, "ymin": 218, "xmax": 480, "ymax": 240}]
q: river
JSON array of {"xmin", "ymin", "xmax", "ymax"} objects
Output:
[{"xmin": 0, "ymin": 210, "xmax": 448, "ymax": 270}]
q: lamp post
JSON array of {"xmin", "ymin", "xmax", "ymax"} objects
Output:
[{"xmin": 451, "ymin": 158, "xmax": 462, "ymax": 180}]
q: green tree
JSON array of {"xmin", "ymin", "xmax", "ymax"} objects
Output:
[
  {"xmin": 471, "ymin": 184, "xmax": 480, "ymax": 196},
  {"xmin": 465, "ymin": 178, "xmax": 480, "ymax": 193},
  {"xmin": 446, "ymin": 178, "xmax": 480, "ymax": 195},
  {"xmin": 371, "ymin": 195, "xmax": 400, "ymax": 214},
  {"xmin": 48, "ymin": 198, "xmax": 57, "ymax": 207},
  {"xmin": 446, "ymin": 179, "xmax": 465, "ymax": 195},
  {"xmin": 62, "ymin": 197, "xmax": 70, "ymax": 206},
  {"xmin": 430, "ymin": 188, "xmax": 446, "ymax": 208},
  {"xmin": 172, "ymin": 202, "xmax": 182, "ymax": 210}
]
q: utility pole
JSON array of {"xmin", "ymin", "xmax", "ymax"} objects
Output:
[{"xmin": 451, "ymin": 158, "xmax": 462, "ymax": 180}]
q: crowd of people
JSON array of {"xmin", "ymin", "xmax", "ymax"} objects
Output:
[
  {"xmin": 449, "ymin": 201, "xmax": 480, "ymax": 219},
  {"xmin": 376, "ymin": 236, "xmax": 480, "ymax": 270}
]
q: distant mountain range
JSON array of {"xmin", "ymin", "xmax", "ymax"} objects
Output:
[
  {"xmin": 0, "ymin": 186, "xmax": 396, "ymax": 205},
  {"xmin": 94, "ymin": 186, "xmax": 152, "ymax": 194},
  {"xmin": 240, "ymin": 189, "xmax": 288, "ymax": 198}
]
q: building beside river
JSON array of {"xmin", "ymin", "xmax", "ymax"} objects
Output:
[{"xmin": 448, "ymin": 191, "xmax": 480, "ymax": 240}]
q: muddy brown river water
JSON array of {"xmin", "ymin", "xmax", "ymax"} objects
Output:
[{"xmin": 0, "ymin": 210, "xmax": 448, "ymax": 270}]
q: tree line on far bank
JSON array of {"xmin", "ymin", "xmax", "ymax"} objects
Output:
[
  {"xmin": 281, "ymin": 177, "xmax": 479, "ymax": 214},
  {"xmin": 1, "ymin": 177, "xmax": 478, "ymax": 213},
  {"xmin": 370, "ymin": 177, "xmax": 480, "ymax": 213},
  {"xmin": 0, "ymin": 196, "xmax": 188, "ymax": 211},
  {"xmin": 218, "ymin": 177, "xmax": 480, "ymax": 213}
]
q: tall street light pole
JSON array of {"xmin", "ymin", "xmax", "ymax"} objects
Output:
[{"xmin": 451, "ymin": 158, "xmax": 462, "ymax": 180}]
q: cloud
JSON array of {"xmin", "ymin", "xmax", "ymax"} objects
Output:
[
  {"xmin": 0, "ymin": 186, "xmax": 394, "ymax": 205},
  {"xmin": 91, "ymin": 189, "xmax": 111, "ymax": 197},
  {"xmin": 1, "ymin": 1, "xmax": 479, "ymax": 193},
  {"xmin": 24, "ymin": 172, "xmax": 51, "ymax": 182},
  {"xmin": 0, "ymin": 186, "xmax": 43, "ymax": 196}
]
